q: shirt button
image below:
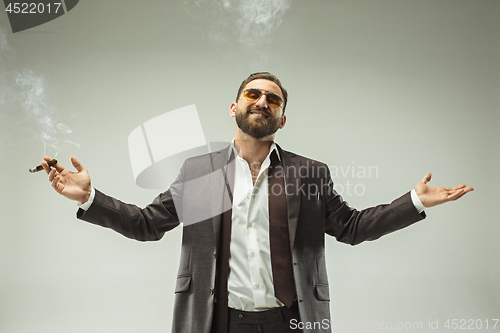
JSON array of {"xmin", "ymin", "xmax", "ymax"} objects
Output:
[
  {"xmin": 238, "ymin": 314, "xmax": 244, "ymax": 319},
  {"xmin": 254, "ymin": 284, "xmax": 259, "ymax": 289},
  {"xmin": 250, "ymin": 252, "xmax": 255, "ymax": 257},
  {"xmin": 248, "ymin": 223, "xmax": 253, "ymax": 227}
]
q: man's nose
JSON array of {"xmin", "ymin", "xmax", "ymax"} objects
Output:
[{"xmin": 254, "ymin": 94, "xmax": 268, "ymax": 108}]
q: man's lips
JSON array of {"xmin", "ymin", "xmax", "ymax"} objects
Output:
[{"xmin": 248, "ymin": 110, "xmax": 269, "ymax": 118}]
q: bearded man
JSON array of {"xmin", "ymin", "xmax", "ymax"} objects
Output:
[{"xmin": 42, "ymin": 72, "xmax": 473, "ymax": 333}]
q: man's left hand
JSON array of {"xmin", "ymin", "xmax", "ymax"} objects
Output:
[{"xmin": 414, "ymin": 173, "xmax": 474, "ymax": 208}]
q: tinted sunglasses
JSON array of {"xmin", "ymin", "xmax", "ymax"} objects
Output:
[{"xmin": 243, "ymin": 88, "xmax": 284, "ymax": 108}]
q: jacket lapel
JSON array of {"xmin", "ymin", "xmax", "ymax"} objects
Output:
[
  {"xmin": 209, "ymin": 147, "xmax": 232, "ymax": 248},
  {"xmin": 276, "ymin": 144, "xmax": 301, "ymax": 252}
]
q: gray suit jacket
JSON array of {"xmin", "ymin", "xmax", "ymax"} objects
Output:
[{"xmin": 77, "ymin": 144, "xmax": 425, "ymax": 333}]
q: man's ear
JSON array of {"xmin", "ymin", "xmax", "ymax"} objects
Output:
[
  {"xmin": 279, "ymin": 114, "xmax": 287, "ymax": 129},
  {"xmin": 230, "ymin": 102, "xmax": 237, "ymax": 118}
]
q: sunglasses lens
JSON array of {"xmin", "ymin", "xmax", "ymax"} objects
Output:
[
  {"xmin": 244, "ymin": 89, "xmax": 262, "ymax": 101},
  {"xmin": 266, "ymin": 94, "xmax": 282, "ymax": 108}
]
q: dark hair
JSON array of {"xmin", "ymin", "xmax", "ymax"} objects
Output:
[{"xmin": 236, "ymin": 72, "xmax": 288, "ymax": 113}]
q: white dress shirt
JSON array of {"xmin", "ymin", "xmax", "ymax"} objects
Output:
[{"xmin": 226, "ymin": 142, "xmax": 283, "ymax": 311}]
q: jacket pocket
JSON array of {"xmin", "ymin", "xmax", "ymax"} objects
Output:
[
  {"xmin": 175, "ymin": 275, "xmax": 192, "ymax": 293},
  {"xmin": 315, "ymin": 284, "xmax": 330, "ymax": 301}
]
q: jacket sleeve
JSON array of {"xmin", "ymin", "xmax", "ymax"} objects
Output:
[
  {"xmin": 76, "ymin": 188, "xmax": 180, "ymax": 241},
  {"xmin": 323, "ymin": 169, "xmax": 426, "ymax": 245}
]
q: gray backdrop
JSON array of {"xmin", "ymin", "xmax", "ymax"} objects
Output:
[{"xmin": 1, "ymin": 0, "xmax": 498, "ymax": 332}]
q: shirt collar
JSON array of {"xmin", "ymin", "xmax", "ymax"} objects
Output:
[{"xmin": 229, "ymin": 139, "xmax": 281, "ymax": 162}]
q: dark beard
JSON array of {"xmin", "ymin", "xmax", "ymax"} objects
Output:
[{"xmin": 235, "ymin": 106, "xmax": 282, "ymax": 139}]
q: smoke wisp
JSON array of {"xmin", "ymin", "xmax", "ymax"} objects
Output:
[
  {"xmin": 0, "ymin": 25, "xmax": 83, "ymax": 158},
  {"xmin": 176, "ymin": 0, "xmax": 292, "ymax": 63}
]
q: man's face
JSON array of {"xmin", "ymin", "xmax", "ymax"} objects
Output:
[{"xmin": 230, "ymin": 79, "xmax": 286, "ymax": 139}]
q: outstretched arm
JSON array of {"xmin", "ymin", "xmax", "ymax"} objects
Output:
[
  {"xmin": 41, "ymin": 156, "xmax": 92, "ymax": 204},
  {"xmin": 414, "ymin": 172, "xmax": 474, "ymax": 208},
  {"xmin": 41, "ymin": 156, "xmax": 180, "ymax": 240}
]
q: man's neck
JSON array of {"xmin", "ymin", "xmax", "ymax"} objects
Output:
[{"xmin": 234, "ymin": 131, "xmax": 274, "ymax": 166}]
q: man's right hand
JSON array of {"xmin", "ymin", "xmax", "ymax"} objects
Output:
[{"xmin": 42, "ymin": 156, "xmax": 92, "ymax": 203}]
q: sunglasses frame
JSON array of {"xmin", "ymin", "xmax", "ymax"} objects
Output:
[{"xmin": 242, "ymin": 88, "xmax": 284, "ymax": 108}]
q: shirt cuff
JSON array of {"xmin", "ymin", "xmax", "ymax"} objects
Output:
[
  {"xmin": 410, "ymin": 189, "xmax": 426, "ymax": 214},
  {"xmin": 77, "ymin": 187, "xmax": 95, "ymax": 211}
]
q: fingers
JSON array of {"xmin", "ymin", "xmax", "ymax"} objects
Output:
[
  {"xmin": 42, "ymin": 156, "xmax": 65, "ymax": 173},
  {"xmin": 448, "ymin": 186, "xmax": 474, "ymax": 201},
  {"xmin": 42, "ymin": 156, "xmax": 53, "ymax": 175},
  {"xmin": 53, "ymin": 160, "xmax": 65, "ymax": 173},
  {"xmin": 450, "ymin": 185, "xmax": 473, "ymax": 193},
  {"xmin": 454, "ymin": 191, "xmax": 468, "ymax": 201},
  {"xmin": 45, "ymin": 158, "xmax": 61, "ymax": 190},
  {"xmin": 44, "ymin": 156, "xmax": 83, "ymax": 172},
  {"xmin": 48, "ymin": 166, "xmax": 65, "ymax": 194},
  {"xmin": 41, "ymin": 160, "xmax": 50, "ymax": 174},
  {"xmin": 51, "ymin": 172, "xmax": 59, "ymax": 188},
  {"xmin": 448, "ymin": 188, "xmax": 464, "ymax": 200},
  {"xmin": 460, "ymin": 186, "xmax": 474, "ymax": 195},
  {"xmin": 71, "ymin": 156, "xmax": 85, "ymax": 172},
  {"xmin": 48, "ymin": 168, "xmax": 57, "ymax": 182}
]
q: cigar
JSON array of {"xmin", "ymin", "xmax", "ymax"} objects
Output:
[{"xmin": 29, "ymin": 159, "xmax": 57, "ymax": 173}]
